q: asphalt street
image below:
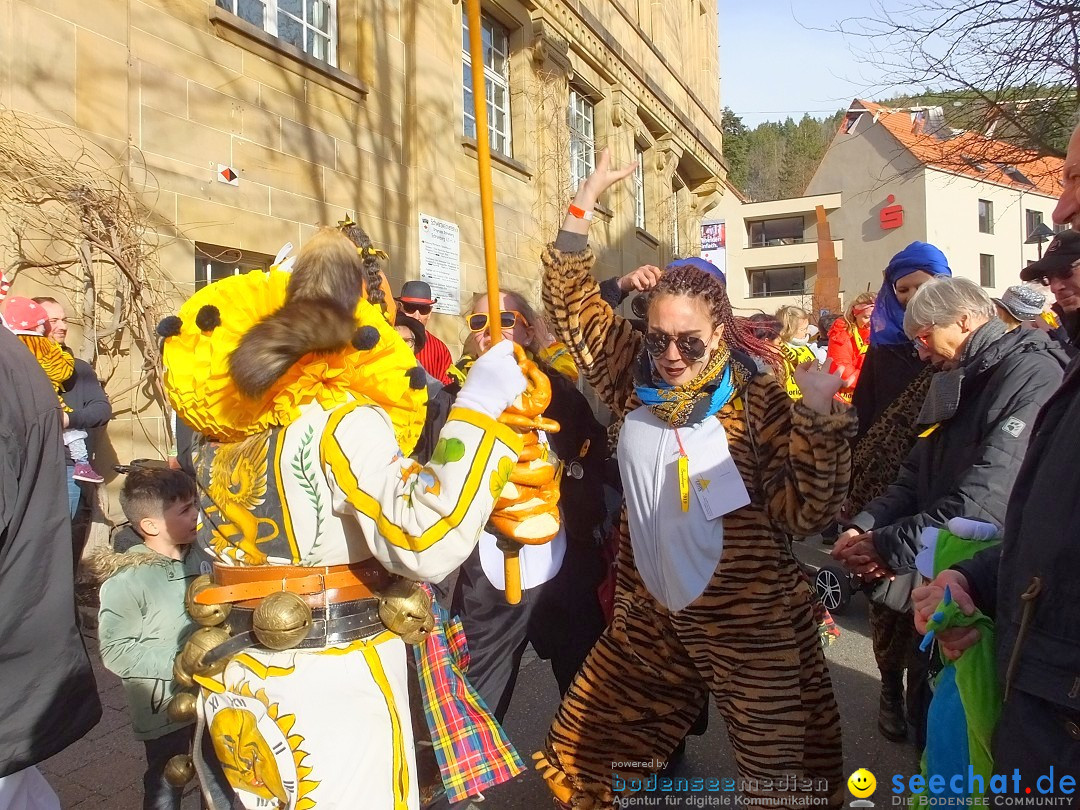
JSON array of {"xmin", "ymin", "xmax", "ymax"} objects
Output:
[{"xmin": 41, "ymin": 538, "xmax": 921, "ymax": 808}]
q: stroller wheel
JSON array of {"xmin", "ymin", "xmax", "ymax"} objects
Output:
[{"xmin": 815, "ymin": 565, "xmax": 852, "ymax": 613}]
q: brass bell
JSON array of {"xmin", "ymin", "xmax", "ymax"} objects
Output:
[
  {"xmin": 252, "ymin": 591, "xmax": 313, "ymax": 651},
  {"xmin": 173, "ymin": 654, "xmax": 194, "ymax": 689},
  {"xmin": 179, "ymin": 626, "xmax": 231, "ymax": 679},
  {"xmin": 163, "ymin": 754, "xmax": 195, "ymax": 788},
  {"xmin": 185, "ymin": 574, "xmax": 231, "ymax": 627},
  {"xmin": 167, "ymin": 691, "xmax": 198, "ymax": 724},
  {"xmin": 378, "ymin": 578, "xmax": 435, "ymax": 645}
]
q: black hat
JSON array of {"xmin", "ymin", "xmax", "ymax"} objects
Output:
[
  {"xmin": 397, "ymin": 280, "xmax": 437, "ymax": 305},
  {"xmin": 394, "ymin": 312, "xmax": 427, "ymax": 353},
  {"xmin": 1019, "ymin": 230, "xmax": 1080, "ymax": 282}
]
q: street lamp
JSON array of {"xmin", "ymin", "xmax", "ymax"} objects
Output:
[{"xmin": 1025, "ymin": 222, "xmax": 1056, "ymax": 259}]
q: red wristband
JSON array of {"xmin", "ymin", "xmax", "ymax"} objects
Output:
[{"xmin": 568, "ymin": 204, "xmax": 594, "ymax": 221}]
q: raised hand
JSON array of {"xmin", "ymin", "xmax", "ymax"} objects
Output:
[
  {"xmin": 617, "ymin": 264, "xmax": 663, "ymax": 293},
  {"xmin": 793, "ymin": 359, "xmax": 852, "ymax": 415}
]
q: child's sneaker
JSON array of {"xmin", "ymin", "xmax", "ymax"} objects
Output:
[{"xmin": 72, "ymin": 461, "xmax": 105, "ymax": 484}]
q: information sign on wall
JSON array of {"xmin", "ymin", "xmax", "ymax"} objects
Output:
[{"xmin": 418, "ymin": 213, "xmax": 461, "ymax": 315}]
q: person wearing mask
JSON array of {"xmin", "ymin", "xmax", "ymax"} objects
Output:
[
  {"xmin": 396, "ymin": 280, "xmax": 453, "ymax": 384},
  {"xmin": 777, "ymin": 305, "xmax": 826, "ymax": 399},
  {"xmin": 826, "ymin": 292, "xmax": 875, "ymax": 402},
  {"xmin": 833, "ymin": 277, "xmax": 1068, "ymax": 750},
  {"xmin": 534, "ymin": 150, "xmax": 855, "ymax": 810},
  {"xmin": 0, "ymin": 325, "xmax": 101, "ymax": 808},
  {"xmin": 992, "ymin": 285, "xmax": 1048, "ymax": 332},
  {"xmin": 33, "ymin": 296, "xmax": 113, "ymax": 524}
]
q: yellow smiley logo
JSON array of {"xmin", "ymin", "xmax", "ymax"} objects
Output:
[{"xmin": 847, "ymin": 769, "xmax": 877, "ymax": 798}]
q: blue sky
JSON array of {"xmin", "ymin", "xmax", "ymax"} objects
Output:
[{"xmin": 719, "ymin": 0, "xmax": 891, "ymax": 126}]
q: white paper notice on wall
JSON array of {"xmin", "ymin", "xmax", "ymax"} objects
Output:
[{"xmin": 418, "ymin": 213, "xmax": 461, "ymax": 315}]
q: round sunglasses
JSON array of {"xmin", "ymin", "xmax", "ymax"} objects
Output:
[
  {"xmin": 468, "ymin": 310, "xmax": 528, "ymax": 332},
  {"xmin": 643, "ymin": 331, "xmax": 708, "ymax": 362}
]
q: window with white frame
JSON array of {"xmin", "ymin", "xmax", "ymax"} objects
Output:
[
  {"xmin": 633, "ymin": 147, "xmax": 646, "ymax": 229},
  {"xmin": 462, "ymin": 12, "xmax": 512, "ymax": 157},
  {"xmin": 195, "ymin": 243, "xmax": 275, "ymax": 291},
  {"xmin": 568, "ymin": 88, "xmax": 596, "ymax": 192},
  {"xmin": 216, "ymin": 0, "xmax": 335, "ymax": 63}
]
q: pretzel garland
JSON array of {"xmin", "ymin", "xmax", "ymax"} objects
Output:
[{"xmin": 489, "ymin": 345, "xmax": 562, "ymax": 547}]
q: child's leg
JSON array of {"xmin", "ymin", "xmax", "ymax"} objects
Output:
[
  {"xmin": 142, "ymin": 727, "xmax": 190, "ymax": 810},
  {"xmin": 65, "ymin": 434, "xmax": 88, "ymax": 464}
]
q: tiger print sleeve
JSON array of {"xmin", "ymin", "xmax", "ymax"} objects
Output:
[
  {"xmin": 540, "ymin": 242, "xmax": 641, "ymax": 417},
  {"xmin": 748, "ymin": 375, "xmax": 857, "ymax": 536}
]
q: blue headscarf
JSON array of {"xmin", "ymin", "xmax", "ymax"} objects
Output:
[
  {"xmin": 871, "ymin": 242, "xmax": 952, "ymax": 345},
  {"xmin": 669, "ymin": 256, "xmax": 726, "ymax": 285}
]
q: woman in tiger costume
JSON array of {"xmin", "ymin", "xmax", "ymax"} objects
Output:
[{"xmin": 532, "ymin": 150, "xmax": 855, "ymax": 810}]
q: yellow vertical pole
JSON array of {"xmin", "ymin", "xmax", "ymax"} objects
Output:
[{"xmin": 464, "ymin": 0, "xmax": 521, "ymax": 605}]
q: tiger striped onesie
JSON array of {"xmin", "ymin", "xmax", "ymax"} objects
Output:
[{"xmin": 537, "ymin": 240, "xmax": 854, "ymax": 809}]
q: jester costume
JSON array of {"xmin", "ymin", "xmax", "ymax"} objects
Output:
[{"xmin": 160, "ymin": 250, "xmax": 523, "ymax": 809}]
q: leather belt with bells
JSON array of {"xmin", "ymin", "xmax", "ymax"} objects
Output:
[
  {"xmin": 203, "ymin": 598, "xmax": 385, "ymax": 665},
  {"xmin": 195, "ymin": 562, "xmax": 391, "ymax": 609}
]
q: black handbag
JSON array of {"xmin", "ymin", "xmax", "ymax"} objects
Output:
[{"xmin": 867, "ymin": 567, "xmax": 920, "ymax": 612}]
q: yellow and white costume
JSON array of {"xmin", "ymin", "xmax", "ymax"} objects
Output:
[{"xmin": 161, "ymin": 270, "xmax": 523, "ymax": 810}]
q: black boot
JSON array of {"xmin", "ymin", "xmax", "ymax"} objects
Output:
[{"xmin": 878, "ymin": 670, "xmax": 908, "ymax": 742}]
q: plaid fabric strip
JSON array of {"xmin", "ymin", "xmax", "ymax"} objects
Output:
[{"xmin": 414, "ymin": 585, "xmax": 525, "ymax": 803}]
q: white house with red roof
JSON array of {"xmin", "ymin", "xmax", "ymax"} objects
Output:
[{"xmin": 804, "ymin": 99, "xmax": 1064, "ymax": 302}]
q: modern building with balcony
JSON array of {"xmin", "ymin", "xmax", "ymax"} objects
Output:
[
  {"xmin": 711, "ymin": 185, "xmax": 843, "ymax": 315},
  {"xmin": 806, "ymin": 99, "xmax": 1063, "ymax": 298}
]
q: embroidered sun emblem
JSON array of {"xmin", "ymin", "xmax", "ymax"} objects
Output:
[{"xmin": 206, "ymin": 681, "xmax": 319, "ymax": 809}]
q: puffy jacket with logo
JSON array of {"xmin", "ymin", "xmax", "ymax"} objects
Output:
[
  {"xmin": 955, "ymin": 352, "xmax": 1080, "ymax": 714},
  {"xmin": 849, "ymin": 327, "xmax": 1069, "ymax": 571},
  {"xmin": 96, "ymin": 544, "xmax": 204, "ymax": 740}
]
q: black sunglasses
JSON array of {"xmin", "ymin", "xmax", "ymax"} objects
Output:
[
  {"xmin": 643, "ymin": 331, "xmax": 708, "ymax": 362},
  {"xmin": 400, "ymin": 302, "xmax": 433, "ymax": 316}
]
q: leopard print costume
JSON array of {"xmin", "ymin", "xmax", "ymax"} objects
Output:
[{"xmin": 536, "ymin": 244, "xmax": 855, "ymax": 810}]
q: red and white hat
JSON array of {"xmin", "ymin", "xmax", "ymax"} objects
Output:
[{"xmin": 3, "ymin": 296, "xmax": 47, "ymax": 335}]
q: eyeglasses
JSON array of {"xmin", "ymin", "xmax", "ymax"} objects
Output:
[
  {"xmin": 643, "ymin": 331, "xmax": 708, "ymax": 362},
  {"xmin": 913, "ymin": 332, "xmax": 931, "ymax": 349},
  {"xmin": 399, "ymin": 302, "xmax": 433, "ymax": 316},
  {"xmin": 468, "ymin": 310, "xmax": 528, "ymax": 332}
]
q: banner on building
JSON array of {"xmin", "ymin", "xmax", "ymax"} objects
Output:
[
  {"xmin": 700, "ymin": 220, "xmax": 726, "ymax": 276},
  {"xmin": 418, "ymin": 213, "xmax": 461, "ymax": 315}
]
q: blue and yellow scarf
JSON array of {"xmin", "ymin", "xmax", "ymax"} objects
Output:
[{"xmin": 633, "ymin": 342, "xmax": 741, "ymax": 427}]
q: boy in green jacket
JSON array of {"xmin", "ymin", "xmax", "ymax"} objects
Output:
[{"xmin": 94, "ymin": 468, "xmax": 230, "ymax": 810}]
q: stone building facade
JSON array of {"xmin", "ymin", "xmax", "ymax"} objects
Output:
[{"xmin": 0, "ymin": 0, "xmax": 726, "ymax": 467}]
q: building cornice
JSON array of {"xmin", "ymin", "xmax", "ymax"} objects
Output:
[{"xmin": 526, "ymin": 0, "xmax": 726, "ymax": 181}]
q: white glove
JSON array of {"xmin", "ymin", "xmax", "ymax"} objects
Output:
[{"xmin": 456, "ymin": 340, "xmax": 527, "ymax": 420}]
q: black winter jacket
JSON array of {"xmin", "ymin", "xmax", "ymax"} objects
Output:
[
  {"xmin": 0, "ymin": 330, "xmax": 101, "ymax": 776},
  {"xmin": 849, "ymin": 327, "xmax": 1069, "ymax": 571},
  {"xmin": 851, "ymin": 342, "xmax": 927, "ymax": 439},
  {"xmin": 954, "ymin": 353, "xmax": 1080, "ymax": 711}
]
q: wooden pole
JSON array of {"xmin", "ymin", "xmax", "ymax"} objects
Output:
[{"xmin": 464, "ymin": 0, "xmax": 521, "ymax": 605}]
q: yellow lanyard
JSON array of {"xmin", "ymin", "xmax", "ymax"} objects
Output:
[{"xmin": 674, "ymin": 427, "xmax": 690, "ymax": 512}]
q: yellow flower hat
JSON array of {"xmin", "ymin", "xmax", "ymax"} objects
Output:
[{"xmin": 161, "ymin": 269, "xmax": 427, "ymax": 454}]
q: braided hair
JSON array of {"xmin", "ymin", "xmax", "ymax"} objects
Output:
[
  {"xmin": 645, "ymin": 265, "xmax": 783, "ymax": 376},
  {"xmin": 339, "ymin": 219, "xmax": 386, "ymax": 309}
]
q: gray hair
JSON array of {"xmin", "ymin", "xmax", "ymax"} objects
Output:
[{"xmin": 903, "ymin": 277, "xmax": 997, "ymax": 337}]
